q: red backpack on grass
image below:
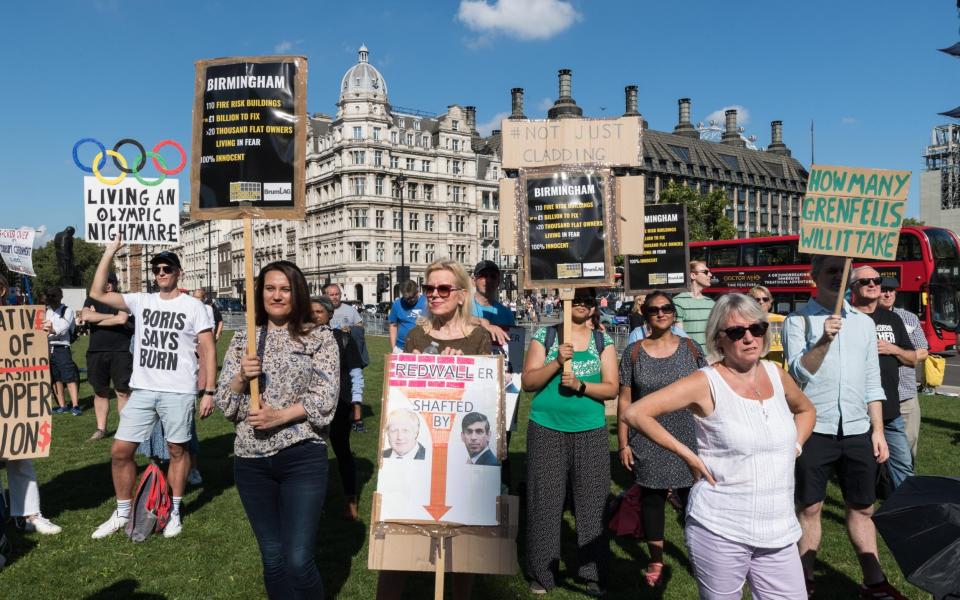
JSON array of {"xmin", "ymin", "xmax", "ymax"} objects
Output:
[{"xmin": 125, "ymin": 463, "xmax": 172, "ymax": 542}]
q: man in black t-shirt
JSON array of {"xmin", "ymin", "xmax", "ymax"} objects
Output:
[
  {"xmin": 850, "ymin": 266, "xmax": 917, "ymax": 490},
  {"xmin": 79, "ymin": 273, "xmax": 134, "ymax": 441}
]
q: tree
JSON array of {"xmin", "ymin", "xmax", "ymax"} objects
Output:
[
  {"xmin": 30, "ymin": 238, "xmax": 103, "ymax": 296},
  {"xmin": 902, "ymin": 217, "xmax": 925, "ymax": 226},
  {"xmin": 658, "ymin": 181, "xmax": 737, "ymax": 241}
]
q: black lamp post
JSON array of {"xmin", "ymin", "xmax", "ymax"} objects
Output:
[{"xmin": 393, "ymin": 173, "xmax": 408, "ymax": 270}]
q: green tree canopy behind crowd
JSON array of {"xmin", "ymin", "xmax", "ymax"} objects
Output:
[
  {"xmin": 658, "ymin": 181, "xmax": 737, "ymax": 242},
  {"xmin": 0, "ymin": 235, "xmax": 103, "ymax": 299}
]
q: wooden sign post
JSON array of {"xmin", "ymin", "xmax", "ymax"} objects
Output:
[
  {"xmin": 559, "ymin": 288, "xmax": 574, "ymax": 374},
  {"xmin": 798, "ymin": 164, "xmax": 911, "ymax": 316},
  {"xmin": 189, "ymin": 55, "xmax": 308, "ymax": 410}
]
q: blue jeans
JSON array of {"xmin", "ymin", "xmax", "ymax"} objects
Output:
[
  {"xmin": 235, "ymin": 441, "xmax": 328, "ymax": 600},
  {"xmin": 883, "ymin": 417, "xmax": 913, "ymax": 489}
]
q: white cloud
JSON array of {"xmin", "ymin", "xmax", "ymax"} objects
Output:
[
  {"xmin": 457, "ymin": 0, "xmax": 580, "ymax": 41},
  {"xmin": 537, "ymin": 97, "xmax": 554, "ymax": 112},
  {"xmin": 476, "ymin": 111, "xmax": 510, "ymax": 136},
  {"xmin": 704, "ymin": 105, "xmax": 750, "ymax": 128},
  {"xmin": 274, "ymin": 40, "xmax": 293, "ymax": 53},
  {"xmin": 33, "ymin": 225, "xmax": 50, "ymax": 248},
  {"xmin": 841, "ymin": 116, "xmax": 858, "ymax": 125}
]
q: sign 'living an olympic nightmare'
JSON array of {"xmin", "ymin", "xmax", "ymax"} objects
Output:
[
  {"xmin": 74, "ymin": 138, "xmax": 185, "ymax": 245},
  {"xmin": 376, "ymin": 354, "xmax": 504, "ymax": 526},
  {"xmin": 624, "ymin": 203, "xmax": 689, "ymax": 293},
  {"xmin": 520, "ymin": 167, "xmax": 616, "ymax": 289},
  {"xmin": 0, "ymin": 228, "xmax": 36, "ymax": 277},
  {"xmin": 0, "ymin": 306, "xmax": 54, "ymax": 460},
  {"xmin": 799, "ymin": 165, "xmax": 911, "ymax": 261},
  {"xmin": 190, "ymin": 56, "xmax": 307, "ymax": 220}
]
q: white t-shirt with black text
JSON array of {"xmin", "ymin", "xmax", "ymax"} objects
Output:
[{"xmin": 122, "ymin": 292, "xmax": 213, "ymax": 394}]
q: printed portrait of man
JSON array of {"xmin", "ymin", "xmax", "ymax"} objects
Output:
[
  {"xmin": 382, "ymin": 408, "xmax": 426, "ymax": 460},
  {"xmin": 461, "ymin": 412, "xmax": 499, "ymax": 466}
]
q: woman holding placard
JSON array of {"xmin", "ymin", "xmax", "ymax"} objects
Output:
[
  {"xmin": 622, "ymin": 293, "xmax": 815, "ymax": 600},
  {"xmin": 215, "ymin": 261, "xmax": 339, "ymax": 600},
  {"xmin": 521, "ymin": 287, "xmax": 618, "ymax": 597}
]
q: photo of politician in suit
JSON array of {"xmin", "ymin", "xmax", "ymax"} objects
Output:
[
  {"xmin": 462, "ymin": 412, "xmax": 499, "ymax": 466},
  {"xmin": 382, "ymin": 408, "xmax": 426, "ymax": 460}
]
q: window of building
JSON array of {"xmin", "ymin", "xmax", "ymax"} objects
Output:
[
  {"xmin": 493, "ymin": 219, "xmax": 499, "ymax": 238},
  {"xmin": 414, "ymin": 120, "xmax": 420, "ymax": 131},
  {"xmin": 407, "ymin": 183, "xmax": 416, "ymax": 199},
  {"xmin": 452, "ymin": 139, "xmax": 460, "ymax": 152},
  {"xmin": 393, "ymin": 211, "xmax": 402, "ymax": 229},
  {"xmin": 353, "ymin": 126, "xmax": 362, "ymax": 140},
  {"xmin": 424, "ymin": 185, "xmax": 434, "ymax": 200},
  {"xmin": 452, "ymin": 120, "xmax": 460, "ymax": 131},
  {"xmin": 375, "ymin": 175, "xmax": 384, "ymax": 195},
  {"xmin": 482, "ymin": 191, "xmax": 490, "ymax": 210},
  {"xmin": 352, "ymin": 241, "xmax": 368, "ymax": 262},
  {"xmin": 452, "ymin": 160, "xmax": 461, "ymax": 174},
  {"xmin": 481, "ymin": 219, "xmax": 488, "ymax": 237},
  {"xmin": 425, "ymin": 243, "xmax": 435, "ymax": 263},
  {"xmin": 421, "ymin": 135, "xmax": 430, "ymax": 147},
  {"xmin": 456, "ymin": 245, "xmax": 466, "ymax": 263},
  {"xmin": 409, "ymin": 243, "xmax": 420, "ymax": 263},
  {"xmin": 351, "ymin": 150, "xmax": 365, "ymax": 165},
  {"xmin": 350, "ymin": 176, "xmax": 365, "ymax": 196},
  {"xmin": 374, "ymin": 150, "xmax": 382, "ymax": 166},
  {"xmin": 492, "ymin": 192, "xmax": 499, "ymax": 209},
  {"xmin": 452, "ymin": 186, "xmax": 461, "ymax": 203},
  {"xmin": 455, "ymin": 215, "xmax": 465, "ymax": 232},
  {"xmin": 391, "ymin": 131, "xmax": 398, "ymax": 144},
  {"xmin": 376, "ymin": 242, "xmax": 384, "ymax": 262},
  {"xmin": 373, "ymin": 127, "xmax": 381, "ymax": 141},
  {"xmin": 406, "ymin": 158, "xmax": 415, "ymax": 170},
  {"xmin": 398, "ymin": 118, "xmax": 405, "ymax": 128},
  {"xmin": 492, "ymin": 167, "xmax": 499, "ymax": 180},
  {"xmin": 393, "ymin": 242, "xmax": 403, "ymax": 262},
  {"xmin": 406, "ymin": 133, "xmax": 413, "ymax": 145},
  {"xmin": 389, "ymin": 155, "xmax": 399, "ymax": 169},
  {"xmin": 375, "ymin": 209, "xmax": 384, "ymax": 228},
  {"xmin": 409, "ymin": 212, "xmax": 419, "ymax": 231},
  {"xmin": 422, "ymin": 160, "xmax": 431, "ymax": 172},
  {"xmin": 425, "ymin": 214, "xmax": 434, "ymax": 231}
]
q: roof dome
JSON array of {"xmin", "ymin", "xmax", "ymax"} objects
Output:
[{"xmin": 340, "ymin": 45, "xmax": 387, "ymax": 100}]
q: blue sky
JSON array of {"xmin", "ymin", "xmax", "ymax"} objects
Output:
[{"xmin": 1, "ymin": 0, "xmax": 957, "ymax": 245}]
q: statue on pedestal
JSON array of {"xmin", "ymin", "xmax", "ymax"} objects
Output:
[{"xmin": 54, "ymin": 226, "xmax": 78, "ymax": 287}]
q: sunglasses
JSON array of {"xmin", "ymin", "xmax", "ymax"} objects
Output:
[
  {"xmin": 753, "ymin": 296, "xmax": 771, "ymax": 303},
  {"xmin": 854, "ymin": 277, "xmax": 883, "ymax": 287},
  {"xmin": 421, "ymin": 284, "xmax": 463, "ymax": 298},
  {"xmin": 642, "ymin": 304, "xmax": 676, "ymax": 316},
  {"xmin": 151, "ymin": 265, "xmax": 175, "ymax": 275},
  {"xmin": 571, "ymin": 298, "xmax": 596, "ymax": 308},
  {"xmin": 694, "ymin": 269, "xmax": 711, "ymax": 275},
  {"xmin": 720, "ymin": 321, "xmax": 769, "ymax": 342}
]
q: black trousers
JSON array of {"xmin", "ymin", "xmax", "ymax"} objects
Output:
[{"xmin": 328, "ymin": 402, "xmax": 357, "ymax": 497}]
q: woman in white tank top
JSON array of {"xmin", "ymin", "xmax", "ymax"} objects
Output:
[{"xmin": 622, "ymin": 293, "xmax": 816, "ymax": 600}]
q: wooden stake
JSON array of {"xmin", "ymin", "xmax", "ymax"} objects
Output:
[
  {"xmin": 434, "ymin": 535, "xmax": 444, "ymax": 600},
  {"xmin": 833, "ymin": 258, "xmax": 852, "ymax": 316},
  {"xmin": 243, "ymin": 215, "xmax": 260, "ymax": 410},
  {"xmin": 560, "ymin": 288, "xmax": 574, "ymax": 374}
]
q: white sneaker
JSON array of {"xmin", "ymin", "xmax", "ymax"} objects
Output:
[
  {"xmin": 187, "ymin": 468, "xmax": 203, "ymax": 486},
  {"xmin": 91, "ymin": 510, "xmax": 129, "ymax": 539},
  {"xmin": 24, "ymin": 514, "xmax": 62, "ymax": 535},
  {"xmin": 163, "ymin": 513, "xmax": 182, "ymax": 538}
]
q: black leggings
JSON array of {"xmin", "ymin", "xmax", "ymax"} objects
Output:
[
  {"xmin": 641, "ymin": 486, "xmax": 689, "ymax": 541},
  {"xmin": 328, "ymin": 402, "xmax": 357, "ymax": 496}
]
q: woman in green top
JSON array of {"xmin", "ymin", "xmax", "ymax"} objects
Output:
[{"xmin": 521, "ymin": 288, "xmax": 619, "ymax": 596}]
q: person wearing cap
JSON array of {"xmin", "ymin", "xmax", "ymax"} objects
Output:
[
  {"xmin": 42, "ymin": 285, "xmax": 81, "ymax": 416},
  {"xmin": 79, "ymin": 273, "xmax": 134, "ymax": 441},
  {"xmin": 878, "ymin": 276, "xmax": 928, "ymax": 472},
  {"xmin": 850, "ymin": 266, "xmax": 917, "ymax": 491},
  {"xmin": 88, "ymin": 239, "xmax": 216, "ymax": 540},
  {"xmin": 471, "ymin": 260, "xmax": 513, "ymax": 345},
  {"xmin": 388, "ymin": 279, "xmax": 426, "ymax": 353}
]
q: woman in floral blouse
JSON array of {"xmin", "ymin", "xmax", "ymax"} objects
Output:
[
  {"xmin": 216, "ymin": 261, "xmax": 339, "ymax": 600},
  {"xmin": 520, "ymin": 287, "xmax": 619, "ymax": 597}
]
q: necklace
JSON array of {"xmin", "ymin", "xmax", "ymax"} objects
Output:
[{"xmin": 725, "ymin": 363, "xmax": 762, "ymax": 399}]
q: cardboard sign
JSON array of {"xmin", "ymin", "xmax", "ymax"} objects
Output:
[
  {"xmin": 376, "ymin": 354, "xmax": 504, "ymax": 526},
  {"xmin": 799, "ymin": 165, "xmax": 911, "ymax": 261},
  {"xmin": 84, "ymin": 178, "xmax": 180, "ymax": 244},
  {"xmin": 0, "ymin": 306, "xmax": 53, "ymax": 459},
  {"xmin": 190, "ymin": 55, "xmax": 307, "ymax": 220},
  {"xmin": 624, "ymin": 204, "xmax": 689, "ymax": 293},
  {"xmin": 500, "ymin": 117, "xmax": 642, "ymax": 169},
  {"xmin": 0, "ymin": 228, "xmax": 36, "ymax": 276},
  {"xmin": 520, "ymin": 167, "xmax": 616, "ymax": 289}
]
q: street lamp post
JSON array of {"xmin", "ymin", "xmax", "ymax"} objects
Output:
[{"xmin": 394, "ymin": 173, "xmax": 407, "ymax": 270}]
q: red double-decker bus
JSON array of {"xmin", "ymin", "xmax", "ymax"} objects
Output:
[{"xmin": 690, "ymin": 226, "xmax": 960, "ymax": 353}]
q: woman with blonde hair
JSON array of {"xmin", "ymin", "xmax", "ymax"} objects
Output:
[
  {"xmin": 404, "ymin": 259, "xmax": 491, "ymax": 355},
  {"xmin": 623, "ymin": 293, "xmax": 815, "ymax": 599}
]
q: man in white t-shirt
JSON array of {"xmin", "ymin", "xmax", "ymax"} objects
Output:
[{"xmin": 88, "ymin": 239, "xmax": 216, "ymax": 540}]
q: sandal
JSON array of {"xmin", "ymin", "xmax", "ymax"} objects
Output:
[{"xmin": 643, "ymin": 562, "xmax": 664, "ymax": 587}]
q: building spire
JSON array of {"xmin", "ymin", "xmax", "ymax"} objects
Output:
[{"xmin": 358, "ymin": 44, "xmax": 369, "ymax": 63}]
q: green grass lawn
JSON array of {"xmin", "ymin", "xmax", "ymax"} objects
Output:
[{"xmin": 2, "ymin": 332, "xmax": 956, "ymax": 599}]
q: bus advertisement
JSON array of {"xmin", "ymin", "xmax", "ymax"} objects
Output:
[{"xmin": 690, "ymin": 226, "xmax": 960, "ymax": 353}]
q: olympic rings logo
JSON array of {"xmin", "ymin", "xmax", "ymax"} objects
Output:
[{"xmin": 72, "ymin": 138, "xmax": 187, "ymax": 187}]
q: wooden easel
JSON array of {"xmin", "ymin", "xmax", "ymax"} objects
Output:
[{"xmin": 243, "ymin": 214, "xmax": 261, "ymax": 410}]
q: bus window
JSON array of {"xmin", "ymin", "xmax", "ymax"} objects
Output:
[
  {"xmin": 895, "ymin": 234, "xmax": 922, "ymax": 261},
  {"xmin": 757, "ymin": 243, "xmax": 793, "ymax": 266},
  {"xmin": 894, "ymin": 291, "xmax": 922, "ymax": 319},
  {"xmin": 690, "ymin": 246, "xmax": 706, "ymax": 263},
  {"xmin": 743, "ymin": 245, "xmax": 757, "ymax": 266},
  {"xmin": 710, "ymin": 246, "xmax": 740, "ymax": 267}
]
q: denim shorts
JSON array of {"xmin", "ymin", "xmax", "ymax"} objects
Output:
[{"xmin": 115, "ymin": 389, "xmax": 195, "ymax": 444}]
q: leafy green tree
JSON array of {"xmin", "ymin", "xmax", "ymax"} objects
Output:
[
  {"xmin": 752, "ymin": 230, "xmax": 776, "ymax": 238},
  {"xmin": 902, "ymin": 217, "xmax": 925, "ymax": 226},
  {"xmin": 30, "ymin": 238, "xmax": 103, "ymax": 296},
  {"xmin": 658, "ymin": 181, "xmax": 737, "ymax": 241}
]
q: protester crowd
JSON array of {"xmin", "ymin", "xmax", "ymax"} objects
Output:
[{"xmin": 0, "ymin": 247, "xmax": 933, "ymax": 600}]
